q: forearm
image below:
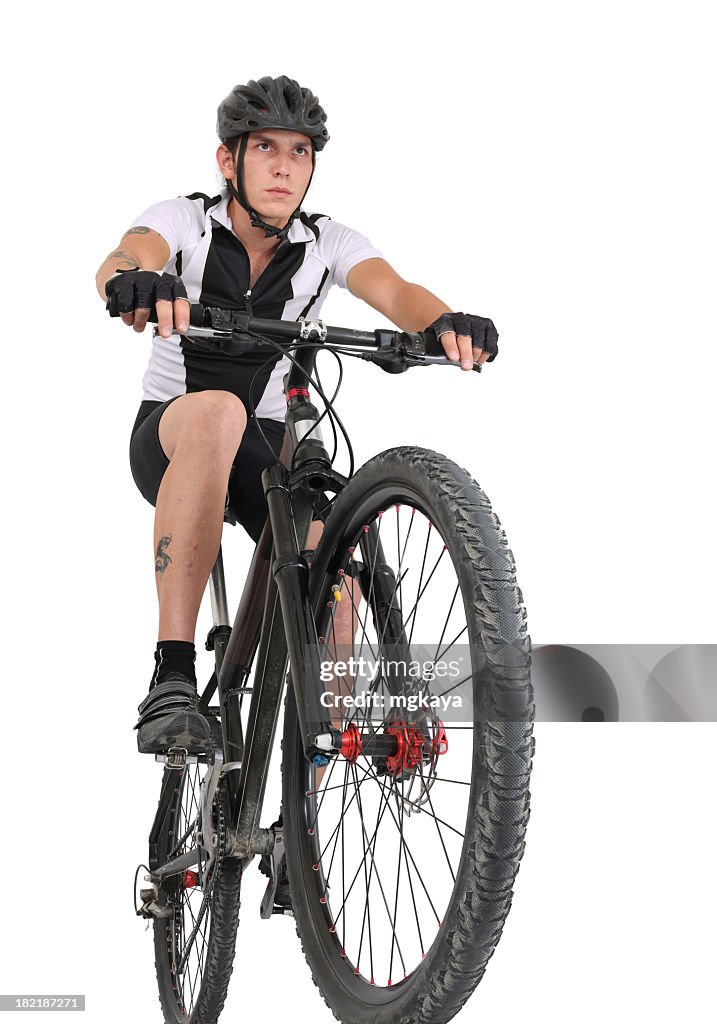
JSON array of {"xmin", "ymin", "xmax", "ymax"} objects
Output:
[
  {"xmin": 94, "ymin": 247, "xmax": 141, "ymax": 300},
  {"xmin": 388, "ymin": 282, "xmax": 452, "ymax": 332}
]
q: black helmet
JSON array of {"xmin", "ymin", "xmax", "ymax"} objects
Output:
[{"xmin": 217, "ymin": 75, "xmax": 329, "ymax": 151}]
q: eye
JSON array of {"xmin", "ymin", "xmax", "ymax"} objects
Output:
[
  {"xmin": 295, "ymin": 145, "xmax": 308, "ymax": 156},
  {"xmin": 257, "ymin": 141, "xmax": 271, "ymax": 151}
]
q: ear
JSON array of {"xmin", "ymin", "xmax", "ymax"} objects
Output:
[{"xmin": 216, "ymin": 143, "xmax": 235, "ymax": 179}]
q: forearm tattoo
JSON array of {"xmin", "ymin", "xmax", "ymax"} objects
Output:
[
  {"xmin": 109, "ymin": 249, "xmax": 139, "ymax": 270},
  {"xmin": 123, "ymin": 226, "xmax": 151, "ymax": 236},
  {"xmin": 155, "ymin": 534, "xmax": 173, "ymax": 576}
]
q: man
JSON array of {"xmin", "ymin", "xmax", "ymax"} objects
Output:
[{"xmin": 95, "ymin": 75, "xmax": 498, "ymax": 756}]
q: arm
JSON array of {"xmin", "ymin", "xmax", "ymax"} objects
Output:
[
  {"xmin": 94, "ymin": 226, "xmax": 170, "ymax": 300},
  {"xmin": 346, "ymin": 258, "xmax": 480, "ymax": 369},
  {"xmin": 346, "ymin": 258, "xmax": 450, "ymax": 332}
]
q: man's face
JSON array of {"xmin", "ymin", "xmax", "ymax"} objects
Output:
[{"xmin": 223, "ymin": 128, "xmax": 314, "ymax": 227}]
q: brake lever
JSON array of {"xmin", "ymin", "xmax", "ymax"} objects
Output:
[
  {"xmin": 397, "ymin": 331, "xmax": 482, "ymax": 372},
  {"xmin": 411, "ymin": 354, "xmax": 483, "ymax": 372}
]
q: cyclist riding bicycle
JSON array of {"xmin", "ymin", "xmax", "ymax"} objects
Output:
[{"xmin": 94, "ymin": 75, "xmax": 499, "ymax": 758}]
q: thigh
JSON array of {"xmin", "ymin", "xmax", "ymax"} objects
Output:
[{"xmin": 129, "ymin": 397, "xmax": 182, "ymax": 506}]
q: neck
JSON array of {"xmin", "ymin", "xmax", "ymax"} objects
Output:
[{"xmin": 227, "ymin": 194, "xmax": 288, "ymax": 253}]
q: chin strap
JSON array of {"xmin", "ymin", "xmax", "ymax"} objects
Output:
[{"xmin": 226, "ymin": 134, "xmax": 315, "ymax": 243}]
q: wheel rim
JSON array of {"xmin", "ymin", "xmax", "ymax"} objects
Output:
[{"xmin": 303, "ymin": 498, "xmax": 478, "ymax": 991}]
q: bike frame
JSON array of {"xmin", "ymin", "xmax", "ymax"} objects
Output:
[{"xmin": 147, "ymin": 334, "xmax": 393, "ymax": 874}]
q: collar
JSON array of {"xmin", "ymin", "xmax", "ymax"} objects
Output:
[{"xmin": 209, "ymin": 189, "xmax": 318, "ymax": 245}]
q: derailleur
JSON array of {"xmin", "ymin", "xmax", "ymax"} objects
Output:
[{"xmin": 136, "ymin": 877, "xmax": 173, "ymax": 921}]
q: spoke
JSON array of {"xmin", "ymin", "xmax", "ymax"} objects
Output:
[
  {"xmin": 401, "ymin": 547, "xmax": 450, "ymax": 655},
  {"xmin": 396, "ymin": 791, "xmax": 425, "ymax": 962},
  {"xmin": 351, "ymin": 759, "xmax": 443, "ymax": 926},
  {"xmin": 177, "ymin": 877, "xmax": 211, "ymax": 974},
  {"xmin": 306, "ymin": 778, "xmax": 355, "ymax": 797},
  {"xmin": 324, "ymin": 760, "xmax": 350, "ymax": 882},
  {"xmin": 345, "ymin": 566, "xmax": 412, "ymax": 736},
  {"xmin": 434, "ymin": 623, "xmax": 469, "ymax": 666},
  {"xmin": 341, "ymin": 754, "xmax": 348, "ymax": 953},
  {"xmin": 434, "ymin": 668, "xmax": 473, "ymax": 700},
  {"xmin": 418, "ymin": 760, "xmax": 456, "ymax": 883},
  {"xmin": 431, "ymin": 582, "xmax": 460, "ymax": 663},
  {"xmin": 419, "ymin": 774, "xmax": 471, "ymax": 786},
  {"xmin": 394, "ymin": 506, "xmax": 417, "ymax": 640},
  {"xmin": 349, "ymin": 762, "xmax": 407, "ymax": 978},
  {"xmin": 406, "ymin": 520, "xmax": 433, "ymax": 653},
  {"xmin": 331, "ymin": 765, "xmax": 405, "ymax": 970},
  {"xmin": 329, "ymin": 771, "xmax": 393, "ymax": 927},
  {"xmin": 168, "ymin": 816, "xmax": 197, "ymax": 861},
  {"xmin": 315, "ymin": 765, "xmax": 376, "ymax": 865},
  {"xmin": 353, "ymin": 762, "xmax": 373, "ymax": 976},
  {"xmin": 388, "ymin": 770, "xmax": 406, "ymax": 981}
]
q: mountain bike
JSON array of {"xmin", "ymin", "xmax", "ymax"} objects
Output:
[{"xmin": 130, "ymin": 305, "xmax": 534, "ymax": 1024}]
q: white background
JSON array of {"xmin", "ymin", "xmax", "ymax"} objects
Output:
[{"xmin": 0, "ymin": 1, "xmax": 714, "ymax": 1020}]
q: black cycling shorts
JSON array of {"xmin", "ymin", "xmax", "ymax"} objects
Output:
[{"xmin": 129, "ymin": 398, "xmax": 289, "ymax": 543}]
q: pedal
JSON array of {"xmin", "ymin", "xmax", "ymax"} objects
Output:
[{"xmin": 154, "ymin": 747, "xmax": 198, "ymax": 769}]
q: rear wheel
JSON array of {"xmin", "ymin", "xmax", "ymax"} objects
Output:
[
  {"xmin": 282, "ymin": 446, "xmax": 534, "ymax": 1024},
  {"xmin": 151, "ymin": 759, "xmax": 242, "ymax": 1023}
]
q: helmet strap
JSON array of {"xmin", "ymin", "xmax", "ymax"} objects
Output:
[{"xmin": 225, "ymin": 134, "xmax": 315, "ymax": 243}]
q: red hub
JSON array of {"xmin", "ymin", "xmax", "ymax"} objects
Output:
[
  {"xmin": 183, "ymin": 870, "xmax": 199, "ymax": 889},
  {"xmin": 340, "ymin": 723, "xmax": 362, "ymax": 762},
  {"xmin": 337, "ymin": 720, "xmax": 448, "ymax": 773},
  {"xmin": 385, "ymin": 723, "xmax": 426, "ymax": 775},
  {"xmin": 385, "ymin": 720, "xmax": 449, "ymax": 775}
]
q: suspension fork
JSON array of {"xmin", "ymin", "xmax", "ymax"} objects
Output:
[
  {"xmin": 263, "ymin": 461, "xmax": 342, "ymax": 765},
  {"xmin": 354, "ymin": 520, "xmax": 412, "ymax": 700}
]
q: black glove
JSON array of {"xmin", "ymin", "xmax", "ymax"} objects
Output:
[
  {"xmin": 428, "ymin": 311, "xmax": 499, "ymax": 363},
  {"xmin": 105, "ymin": 269, "xmax": 188, "ymax": 318}
]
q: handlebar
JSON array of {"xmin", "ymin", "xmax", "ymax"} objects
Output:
[{"xmin": 108, "ymin": 298, "xmax": 482, "ymax": 373}]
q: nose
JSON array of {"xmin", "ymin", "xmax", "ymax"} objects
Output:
[{"xmin": 271, "ymin": 151, "xmax": 291, "ymax": 176}]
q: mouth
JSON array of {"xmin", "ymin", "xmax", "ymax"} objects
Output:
[{"xmin": 266, "ymin": 188, "xmax": 292, "ymax": 196}]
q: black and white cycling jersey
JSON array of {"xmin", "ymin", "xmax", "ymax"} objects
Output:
[{"xmin": 128, "ymin": 189, "xmax": 382, "ymax": 421}]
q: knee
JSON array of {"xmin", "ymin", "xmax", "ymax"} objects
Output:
[{"xmin": 178, "ymin": 391, "xmax": 247, "ymax": 449}]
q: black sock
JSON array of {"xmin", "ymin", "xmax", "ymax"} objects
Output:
[{"xmin": 151, "ymin": 641, "xmax": 197, "ymax": 688}]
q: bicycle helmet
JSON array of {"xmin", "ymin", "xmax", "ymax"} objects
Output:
[{"xmin": 217, "ymin": 76, "xmax": 329, "ymax": 241}]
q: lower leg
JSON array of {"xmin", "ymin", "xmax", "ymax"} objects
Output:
[{"xmin": 153, "ymin": 449, "xmax": 231, "ymax": 641}]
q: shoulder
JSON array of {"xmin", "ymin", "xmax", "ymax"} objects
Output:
[
  {"xmin": 138, "ymin": 192, "xmax": 221, "ymax": 228},
  {"xmin": 300, "ymin": 213, "xmax": 372, "ymax": 250},
  {"xmin": 182, "ymin": 191, "xmax": 223, "ymax": 215}
]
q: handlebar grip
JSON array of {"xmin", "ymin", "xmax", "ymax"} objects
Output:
[
  {"xmin": 106, "ymin": 294, "xmax": 205, "ymax": 329},
  {"xmin": 416, "ymin": 329, "xmax": 482, "ymax": 372},
  {"xmin": 105, "ymin": 291, "xmax": 161, "ymax": 323}
]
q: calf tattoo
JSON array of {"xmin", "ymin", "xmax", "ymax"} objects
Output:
[{"xmin": 155, "ymin": 534, "xmax": 173, "ymax": 576}]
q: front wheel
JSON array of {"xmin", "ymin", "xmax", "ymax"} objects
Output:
[{"xmin": 282, "ymin": 446, "xmax": 534, "ymax": 1024}]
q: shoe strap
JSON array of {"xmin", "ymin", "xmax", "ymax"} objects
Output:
[{"xmin": 136, "ymin": 678, "xmax": 198, "ymax": 719}]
